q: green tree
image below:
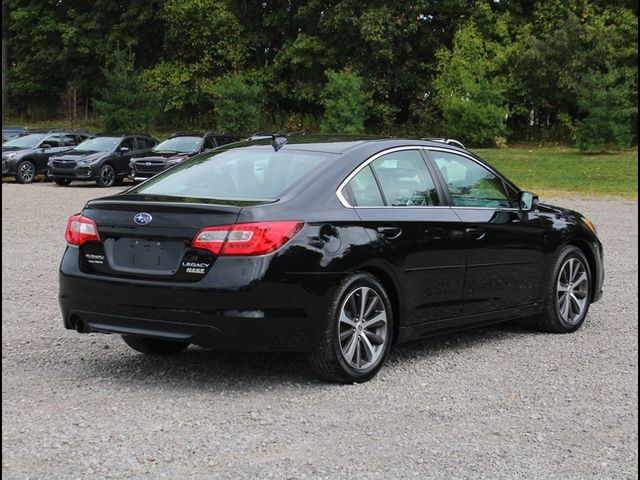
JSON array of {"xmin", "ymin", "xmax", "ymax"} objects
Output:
[
  {"xmin": 93, "ymin": 50, "xmax": 158, "ymax": 133},
  {"xmin": 205, "ymin": 73, "xmax": 262, "ymax": 134},
  {"xmin": 433, "ymin": 5, "xmax": 510, "ymax": 146},
  {"xmin": 320, "ymin": 70, "xmax": 370, "ymax": 134},
  {"xmin": 575, "ymin": 71, "xmax": 636, "ymax": 152}
]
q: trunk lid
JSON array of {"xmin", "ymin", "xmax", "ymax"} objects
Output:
[{"xmin": 78, "ymin": 195, "xmax": 272, "ymax": 281}]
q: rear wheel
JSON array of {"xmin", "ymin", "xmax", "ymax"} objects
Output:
[
  {"xmin": 122, "ymin": 335, "xmax": 189, "ymax": 355},
  {"xmin": 532, "ymin": 245, "xmax": 592, "ymax": 333},
  {"xmin": 307, "ymin": 272, "xmax": 394, "ymax": 383},
  {"xmin": 54, "ymin": 178, "xmax": 71, "ymax": 186},
  {"xmin": 15, "ymin": 160, "xmax": 36, "ymax": 184},
  {"xmin": 96, "ymin": 164, "xmax": 116, "ymax": 187}
]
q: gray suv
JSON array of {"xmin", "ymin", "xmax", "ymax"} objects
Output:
[{"xmin": 2, "ymin": 129, "xmax": 92, "ymax": 183}]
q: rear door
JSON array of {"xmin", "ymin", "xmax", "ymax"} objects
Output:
[
  {"xmin": 342, "ymin": 147, "xmax": 466, "ymax": 324},
  {"xmin": 426, "ymin": 148, "xmax": 547, "ymax": 315}
]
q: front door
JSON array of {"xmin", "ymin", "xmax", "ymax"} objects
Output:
[
  {"xmin": 427, "ymin": 149, "xmax": 547, "ymax": 315},
  {"xmin": 115, "ymin": 137, "xmax": 137, "ymax": 174},
  {"xmin": 344, "ymin": 148, "xmax": 466, "ymax": 324}
]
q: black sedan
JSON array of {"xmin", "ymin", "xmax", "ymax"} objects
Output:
[{"xmin": 58, "ymin": 136, "xmax": 604, "ymax": 383}]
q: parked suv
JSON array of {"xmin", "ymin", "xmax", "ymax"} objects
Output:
[
  {"xmin": 49, "ymin": 134, "xmax": 157, "ymax": 187},
  {"xmin": 128, "ymin": 132, "xmax": 237, "ymax": 182},
  {"xmin": 2, "ymin": 129, "xmax": 92, "ymax": 183}
]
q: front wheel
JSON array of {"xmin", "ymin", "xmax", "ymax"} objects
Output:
[
  {"xmin": 122, "ymin": 335, "xmax": 189, "ymax": 355},
  {"xmin": 96, "ymin": 164, "xmax": 116, "ymax": 187},
  {"xmin": 533, "ymin": 245, "xmax": 592, "ymax": 333},
  {"xmin": 15, "ymin": 160, "xmax": 36, "ymax": 184},
  {"xmin": 307, "ymin": 272, "xmax": 394, "ymax": 383}
]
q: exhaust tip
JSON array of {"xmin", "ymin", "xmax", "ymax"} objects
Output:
[{"xmin": 75, "ymin": 318, "xmax": 88, "ymax": 333}]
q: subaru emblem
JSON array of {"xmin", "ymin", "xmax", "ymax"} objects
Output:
[{"xmin": 134, "ymin": 212, "xmax": 152, "ymax": 225}]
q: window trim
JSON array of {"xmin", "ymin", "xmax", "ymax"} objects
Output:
[
  {"xmin": 337, "ymin": 146, "xmax": 449, "ymax": 209},
  {"xmin": 336, "ymin": 146, "xmax": 521, "ymax": 211}
]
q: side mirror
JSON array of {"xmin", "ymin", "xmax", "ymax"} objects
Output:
[
  {"xmin": 40, "ymin": 144, "xmax": 52, "ymax": 150},
  {"xmin": 518, "ymin": 191, "xmax": 539, "ymax": 212},
  {"xmin": 119, "ymin": 147, "xmax": 130, "ymax": 154}
]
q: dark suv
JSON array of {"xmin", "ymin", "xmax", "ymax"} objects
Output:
[
  {"xmin": 128, "ymin": 132, "xmax": 237, "ymax": 182},
  {"xmin": 2, "ymin": 129, "xmax": 92, "ymax": 183},
  {"xmin": 49, "ymin": 134, "xmax": 157, "ymax": 187}
]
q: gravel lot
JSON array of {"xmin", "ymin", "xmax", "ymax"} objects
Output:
[{"xmin": 2, "ymin": 182, "xmax": 638, "ymax": 479}]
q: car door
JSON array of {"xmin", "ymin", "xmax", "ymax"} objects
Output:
[
  {"xmin": 36, "ymin": 134, "xmax": 66, "ymax": 171},
  {"xmin": 426, "ymin": 148, "xmax": 547, "ymax": 315},
  {"xmin": 114, "ymin": 137, "xmax": 137, "ymax": 174},
  {"xmin": 342, "ymin": 147, "xmax": 466, "ymax": 324}
]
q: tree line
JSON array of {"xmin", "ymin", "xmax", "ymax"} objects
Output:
[{"xmin": 2, "ymin": 0, "xmax": 638, "ymax": 150}]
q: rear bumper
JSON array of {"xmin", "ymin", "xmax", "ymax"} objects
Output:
[{"xmin": 59, "ymin": 246, "xmax": 344, "ymax": 351}]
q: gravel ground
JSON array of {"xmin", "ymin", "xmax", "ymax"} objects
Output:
[{"xmin": 2, "ymin": 182, "xmax": 638, "ymax": 479}]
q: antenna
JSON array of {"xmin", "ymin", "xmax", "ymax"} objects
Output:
[{"xmin": 271, "ymin": 134, "xmax": 288, "ymax": 152}]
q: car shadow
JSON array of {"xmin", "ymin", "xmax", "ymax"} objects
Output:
[{"xmin": 80, "ymin": 319, "xmax": 541, "ymax": 390}]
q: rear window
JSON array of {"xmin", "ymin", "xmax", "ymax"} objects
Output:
[{"xmin": 133, "ymin": 148, "xmax": 329, "ymax": 200}]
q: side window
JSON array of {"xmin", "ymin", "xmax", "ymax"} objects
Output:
[
  {"xmin": 41, "ymin": 135, "xmax": 62, "ymax": 148},
  {"xmin": 61, "ymin": 134, "xmax": 78, "ymax": 146},
  {"xmin": 345, "ymin": 166, "xmax": 384, "ymax": 206},
  {"xmin": 203, "ymin": 137, "xmax": 216, "ymax": 150},
  {"xmin": 430, "ymin": 151, "xmax": 514, "ymax": 208},
  {"xmin": 370, "ymin": 150, "xmax": 440, "ymax": 206},
  {"xmin": 119, "ymin": 137, "xmax": 136, "ymax": 151}
]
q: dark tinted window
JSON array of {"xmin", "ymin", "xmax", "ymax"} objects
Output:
[
  {"xmin": 134, "ymin": 148, "xmax": 329, "ymax": 200},
  {"xmin": 42, "ymin": 135, "xmax": 62, "ymax": 148},
  {"xmin": 202, "ymin": 137, "xmax": 216, "ymax": 150},
  {"xmin": 430, "ymin": 151, "xmax": 514, "ymax": 208},
  {"xmin": 119, "ymin": 137, "xmax": 136, "ymax": 150},
  {"xmin": 346, "ymin": 166, "xmax": 385, "ymax": 207},
  {"xmin": 370, "ymin": 150, "xmax": 440, "ymax": 206},
  {"xmin": 62, "ymin": 134, "xmax": 78, "ymax": 146}
]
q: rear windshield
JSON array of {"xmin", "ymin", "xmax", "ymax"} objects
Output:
[{"xmin": 132, "ymin": 148, "xmax": 330, "ymax": 200}]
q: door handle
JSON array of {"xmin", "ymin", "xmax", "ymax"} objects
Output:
[
  {"xmin": 377, "ymin": 226, "xmax": 403, "ymax": 240},
  {"xmin": 465, "ymin": 227, "xmax": 486, "ymax": 240}
]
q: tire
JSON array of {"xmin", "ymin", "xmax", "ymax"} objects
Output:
[
  {"xmin": 532, "ymin": 245, "xmax": 592, "ymax": 333},
  {"xmin": 122, "ymin": 335, "xmax": 189, "ymax": 355},
  {"xmin": 15, "ymin": 160, "xmax": 36, "ymax": 184},
  {"xmin": 96, "ymin": 164, "xmax": 116, "ymax": 187},
  {"xmin": 54, "ymin": 178, "xmax": 71, "ymax": 186},
  {"xmin": 307, "ymin": 272, "xmax": 394, "ymax": 383}
]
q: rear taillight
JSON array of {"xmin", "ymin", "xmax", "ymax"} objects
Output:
[
  {"xmin": 65, "ymin": 214, "xmax": 100, "ymax": 245},
  {"xmin": 192, "ymin": 221, "xmax": 304, "ymax": 256}
]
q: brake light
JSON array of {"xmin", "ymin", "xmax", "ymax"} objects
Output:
[
  {"xmin": 192, "ymin": 221, "xmax": 304, "ymax": 256},
  {"xmin": 65, "ymin": 214, "xmax": 100, "ymax": 245}
]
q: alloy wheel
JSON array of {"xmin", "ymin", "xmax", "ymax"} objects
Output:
[
  {"xmin": 101, "ymin": 166, "xmax": 115, "ymax": 186},
  {"xmin": 556, "ymin": 257, "xmax": 589, "ymax": 325},
  {"xmin": 19, "ymin": 162, "xmax": 35, "ymax": 183},
  {"xmin": 338, "ymin": 286, "xmax": 388, "ymax": 370}
]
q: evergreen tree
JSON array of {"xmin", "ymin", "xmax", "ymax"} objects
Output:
[
  {"xmin": 320, "ymin": 70, "xmax": 370, "ymax": 134},
  {"xmin": 93, "ymin": 49, "xmax": 158, "ymax": 133},
  {"xmin": 575, "ymin": 71, "xmax": 636, "ymax": 152},
  {"xmin": 207, "ymin": 73, "xmax": 262, "ymax": 135}
]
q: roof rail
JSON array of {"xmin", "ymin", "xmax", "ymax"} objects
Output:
[{"xmin": 422, "ymin": 138, "xmax": 466, "ymax": 150}]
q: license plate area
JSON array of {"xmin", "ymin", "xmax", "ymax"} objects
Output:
[{"xmin": 103, "ymin": 237, "xmax": 185, "ymax": 275}]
